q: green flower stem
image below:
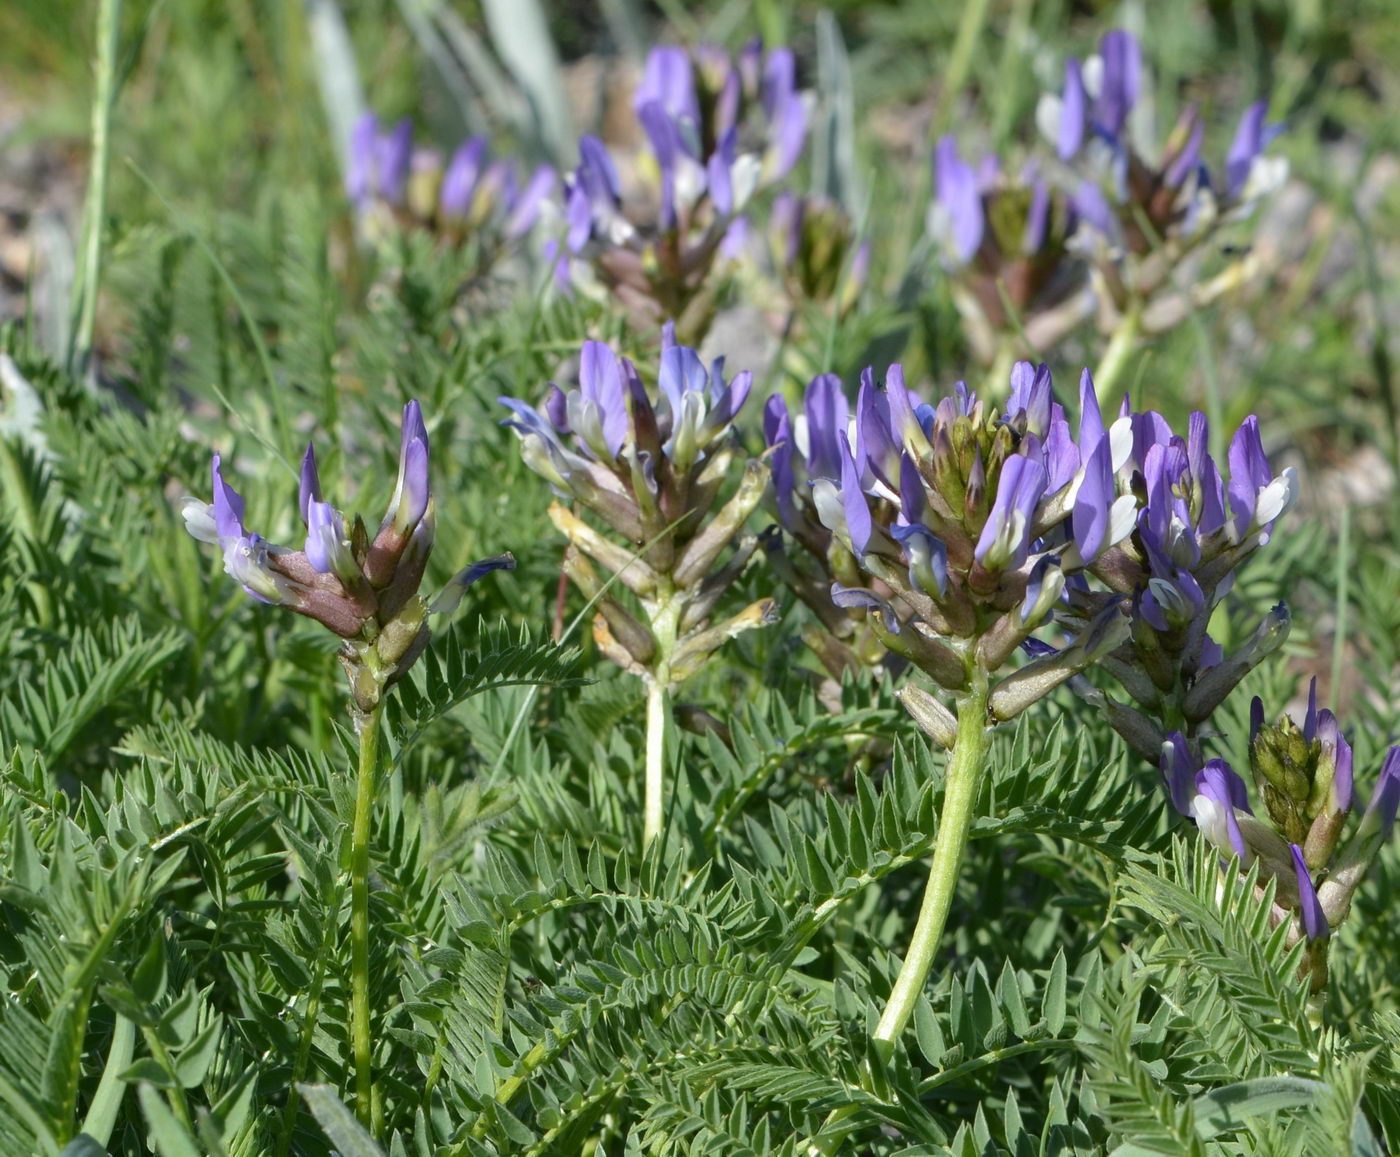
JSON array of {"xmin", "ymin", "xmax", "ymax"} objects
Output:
[
  {"xmin": 644, "ymin": 677, "xmax": 670, "ymax": 847},
  {"xmin": 873, "ymin": 671, "xmax": 991, "ymax": 1048},
  {"xmin": 1092, "ymin": 302, "xmax": 1143, "ymax": 404},
  {"xmin": 643, "ymin": 591, "xmax": 680, "ymax": 849},
  {"xmin": 68, "ymin": 0, "xmax": 120, "ymax": 378},
  {"xmin": 802, "ymin": 675, "xmax": 992, "ymax": 1157},
  {"xmin": 350, "ymin": 702, "xmax": 383, "ymax": 1133}
]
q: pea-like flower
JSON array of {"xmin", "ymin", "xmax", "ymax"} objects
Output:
[
  {"xmin": 183, "ymin": 402, "xmax": 514, "ymax": 715},
  {"xmin": 772, "ymin": 360, "xmax": 1135, "ymax": 737},
  {"xmin": 561, "ymin": 41, "xmax": 809, "ymax": 342},
  {"xmin": 1160, "ymin": 687, "xmax": 1400, "ymax": 988},
  {"xmin": 501, "ymin": 331, "xmax": 774, "ymax": 845},
  {"xmin": 346, "ymin": 112, "xmax": 555, "ymax": 259},
  {"xmin": 1053, "ymin": 400, "xmax": 1297, "ymax": 760}
]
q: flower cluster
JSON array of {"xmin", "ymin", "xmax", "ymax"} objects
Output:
[
  {"xmin": 768, "ymin": 193, "xmax": 869, "ymax": 316},
  {"xmin": 1044, "ymin": 29, "xmax": 1286, "ymax": 254},
  {"xmin": 347, "ymin": 112, "xmax": 555, "ymax": 255},
  {"xmin": 930, "ymin": 138, "xmax": 1081, "ymax": 364},
  {"xmin": 772, "ymin": 361, "xmax": 1136, "ymax": 737},
  {"xmin": 761, "ymin": 358, "xmax": 1297, "ymax": 760},
  {"xmin": 183, "ymin": 402, "xmax": 514, "ymax": 714},
  {"xmin": 930, "ymin": 29, "xmax": 1286, "ymax": 375},
  {"xmin": 562, "ymin": 41, "xmax": 809, "ymax": 342},
  {"xmin": 499, "ymin": 329, "xmax": 774, "ymax": 690},
  {"xmin": 1054, "ymin": 403, "xmax": 1297, "ymax": 761},
  {"xmin": 1162, "ymin": 682, "xmax": 1400, "ymax": 986}
]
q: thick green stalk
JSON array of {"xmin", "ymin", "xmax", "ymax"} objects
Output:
[
  {"xmin": 350, "ymin": 704, "xmax": 383, "ymax": 1133},
  {"xmin": 644, "ymin": 677, "xmax": 669, "ymax": 847},
  {"xmin": 643, "ymin": 591, "xmax": 680, "ymax": 849},
  {"xmin": 68, "ymin": 0, "xmax": 121, "ymax": 378},
  {"xmin": 873, "ymin": 673, "xmax": 991, "ymax": 1047},
  {"xmin": 804, "ymin": 676, "xmax": 993, "ymax": 1154},
  {"xmin": 1092, "ymin": 304, "xmax": 1143, "ymax": 403}
]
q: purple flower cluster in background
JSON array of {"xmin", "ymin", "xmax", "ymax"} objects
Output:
[
  {"xmin": 1043, "ymin": 29, "xmax": 1286, "ymax": 250},
  {"xmin": 561, "ymin": 41, "xmax": 809, "ymax": 340},
  {"xmin": 929, "ymin": 28, "xmax": 1288, "ymax": 368},
  {"xmin": 347, "ymin": 113, "xmax": 555, "ymax": 249}
]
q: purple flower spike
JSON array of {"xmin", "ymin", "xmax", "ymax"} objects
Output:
[
  {"xmin": 1160, "ymin": 731, "xmax": 1195, "ymax": 816},
  {"xmin": 347, "ymin": 113, "xmax": 378, "ymax": 203},
  {"xmin": 804, "ymin": 374, "xmax": 848, "ymax": 481},
  {"xmin": 839, "ymin": 431, "xmax": 872, "ymax": 555},
  {"xmin": 299, "ymin": 444, "xmax": 322, "ymax": 525},
  {"xmin": 1193, "ymin": 759, "xmax": 1250, "ymax": 861},
  {"xmin": 1226, "ymin": 415, "xmax": 1272, "ymax": 535},
  {"xmin": 430, "ymin": 553, "xmax": 518, "ymax": 615},
  {"xmin": 1317, "ymin": 709, "xmax": 1353, "ymax": 812},
  {"xmin": 708, "ymin": 128, "xmax": 737, "ymax": 216},
  {"xmin": 1072, "ymin": 439, "xmax": 1112, "ymax": 562},
  {"xmin": 377, "ymin": 118, "xmax": 414, "ymax": 207},
  {"xmin": 856, "ymin": 370, "xmax": 901, "ymax": 489},
  {"xmin": 505, "ymin": 166, "xmax": 556, "ymax": 237},
  {"xmin": 1250, "ymin": 696, "xmax": 1265, "ymax": 744},
  {"xmin": 1290, "ymin": 845, "xmax": 1329, "ymax": 941},
  {"xmin": 1072, "ymin": 180, "xmax": 1116, "ymax": 238},
  {"xmin": 389, "ymin": 400, "xmax": 431, "ymax": 535},
  {"xmin": 305, "ymin": 500, "xmax": 346, "ymax": 576},
  {"xmin": 1078, "ymin": 369, "xmax": 1105, "ymax": 454},
  {"xmin": 659, "ymin": 343, "xmax": 710, "ymax": 415},
  {"xmin": 1095, "ymin": 30, "xmax": 1141, "ymax": 137},
  {"xmin": 1226, "ymin": 100, "xmax": 1269, "ymax": 199},
  {"xmin": 1007, "ymin": 361, "xmax": 1053, "ymax": 437},
  {"xmin": 211, "ymin": 454, "xmax": 247, "ymax": 541},
  {"xmin": 831, "ymin": 583, "xmax": 900, "ymax": 634},
  {"xmin": 1163, "ymin": 114, "xmax": 1205, "ymax": 189},
  {"xmin": 635, "ymin": 46, "xmax": 699, "ymax": 127},
  {"xmin": 763, "ymin": 49, "xmax": 808, "ymax": 179},
  {"xmin": 1023, "ymin": 178, "xmax": 1051, "ymax": 254},
  {"xmin": 934, "ymin": 136, "xmax": 984, "ymax": 265},
  {"xmin": 974, "ymin": 454, "xmax": 1047, "ymax": 571},
  {"xmin": 580, "ymin": 341, "xmax": 629, "ymax": 460},
  {"xmin": 1364, "ymin": 747, "xmax": 1400, "ymax": 840},
  {"xmin": 1303, "ymin": 677, "xmax": 1318, "ymax": 743},
  {"xmin": 569, "ymin": 136, "xmax": 623, "ymax": 251},
  {"xmin": 765, "ymin": 396, "xmax": 795, "ymax": 527},
  {"xmin": 440, "ymin": 138, "xmax": 488, "ymax": 218},
  {"xmin": 1058, "ymin": 58, "xmax": 1086, "ymax": 159},
  {"xmin": 893, "ymin": 523, "xmax": 948, "ymax": 598}
]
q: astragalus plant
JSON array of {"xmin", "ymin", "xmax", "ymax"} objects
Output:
[{"xmin": 4, "ymin": 4, "xmax": 1400, "ymax": 1156}]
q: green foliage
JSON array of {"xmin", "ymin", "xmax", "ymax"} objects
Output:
[{"xmin": 0, "ymin": 0, "xmax": 1398, "ymax": 1152}]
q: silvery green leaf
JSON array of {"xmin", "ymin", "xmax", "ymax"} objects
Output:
[
  {"xmin": 812, "ymin": 11, "xmax": 862, "ymax": 212},
  {"xmin": 298, "ymin": 1084, "xmax": 386, "ymax": 1157},
  {"xmin": 479, "ymin": 0, "xmax": 575, "ymax": 163},
  {"xmin": 304, "ymin": 0, "xmax": 366, "ymax": 179}
]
